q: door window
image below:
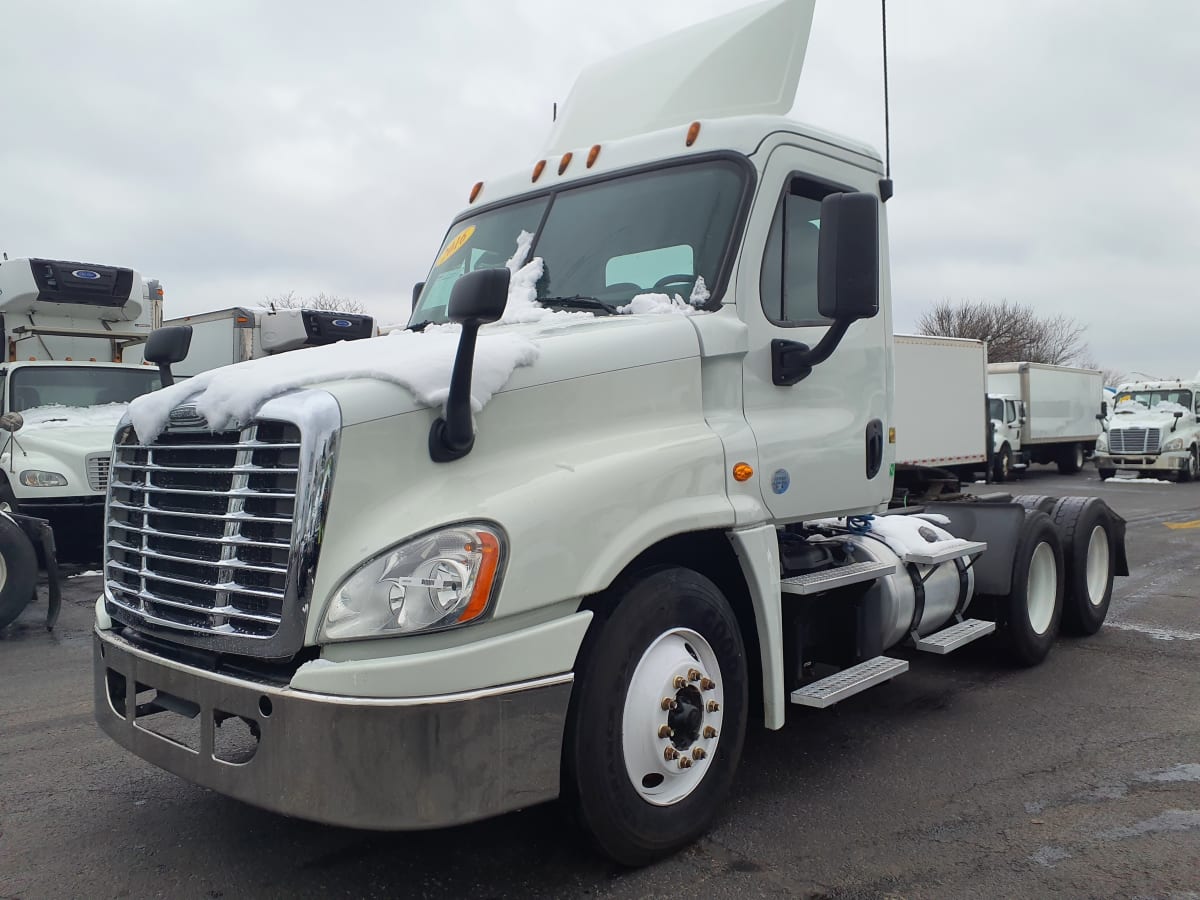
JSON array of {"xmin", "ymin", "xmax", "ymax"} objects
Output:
[
  {"xmin": 1005, "ymin": 400, "xmax": 1017, "ymax": 423},
  {"xmin": 760, "ymin": 177, "xmax": 844, "ymax": 326}
]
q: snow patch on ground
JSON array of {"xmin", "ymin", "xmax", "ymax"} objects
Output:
[
  {"xmin": 20, "ymin": 403, "xmax": 129, "ymax": 430},
  {"xmin": 1104, "ymin": 476, "xmax": 1172, "ymax": 484},
  {"xmin": 69, "ymin": 570, "xmax": 103, "ymax": 578}
]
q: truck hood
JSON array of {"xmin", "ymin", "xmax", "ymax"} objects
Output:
[
  {"xmin": 13, "ymin": 424, "xmax": 119, "ymax": 457},
  {"xmin": 1109, "ymin": 412, "xmax": 1195, "ymax": 433}
]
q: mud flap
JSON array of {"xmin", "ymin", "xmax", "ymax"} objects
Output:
[{"xmin": 2, "ymin": 511, "xmax": 62, "ymax": 630}]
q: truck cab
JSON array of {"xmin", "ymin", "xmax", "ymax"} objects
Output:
[
  {"xmin": 0, "ymin": 257, "xmax": 163, "ymax": 558},
  {"xmin": 1094, "ymin": 380, "xmax": 1200, "ymax": 481},
  {"xmin": 987, "ymin": 392, "xmax": 1025, "ymax": 480}
]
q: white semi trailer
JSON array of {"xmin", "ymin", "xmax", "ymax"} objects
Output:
[
  {"xmin": 125, "ymin": 306, "xmax": 376, "ymax": 378},
  {"xmin": 987, "ymin": 362, "xmax": 1105, "ymax": 480},
  {"xmin": 92, "ymin": 0, "xmax": 1129, "ymax": 865}
]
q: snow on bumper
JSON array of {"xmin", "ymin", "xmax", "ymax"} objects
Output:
[{"xmin": 94, "ymin": 628, "xmax": 573, "ymax": 830}]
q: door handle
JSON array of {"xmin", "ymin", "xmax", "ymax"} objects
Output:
[{"xmin": 865, "ymin": 419, "xmax": 883, "ymax": 478}]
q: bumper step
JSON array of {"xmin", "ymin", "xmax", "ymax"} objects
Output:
[
  {"xmin": 912, "ymin": 618, "xmax": 996, "ymax": 654},
  {"xmin": 790, "ymin": 656, "xmax": 908, "ymax": 708},
  {"xmin": 780, "ymin": 560, "xmax": 896, "ymax": 596},
  {"xmin": 902, "ymin": 540, "xmax": 987, "ymax": 566}
]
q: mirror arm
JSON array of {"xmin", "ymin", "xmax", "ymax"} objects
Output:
[
  {"xmin": 771, "ymin": 319, "xmax": 852, "ymax": 387},
  {"xmin": 157, "ymin": 362, "xmax": 176, "ymax": 388},
  {"xmin": 429, "ymin": 322, "xmax": 482, "ymax": 462}
]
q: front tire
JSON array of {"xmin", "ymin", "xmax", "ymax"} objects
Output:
[
  {"xmin": 1181, "ymin": 447, "xmax": 1199, "ymax": 483},
  {"xmin": 1097, "ymin": 467, "xmax": 1116, "ymax": 481},
  {"xmin": 994, "ymin": 445, "xmax": 1013, "ymax": 483},
  {"xmin": 564, "ymin": 567, "xmax": 748, "ymax": 866},
  {"xmin": 0, "ymin": 514, "xmax": 38, "ymax": 629},
  {"xmin": 1000, "ymin": 511, "xmax": 1065, "ymax": 666}
]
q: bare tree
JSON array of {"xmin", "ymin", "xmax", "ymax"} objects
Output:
[
  {"xmin": 267, "ymin": 290, "xmax": 366, "ymax": 316},
  {"xmin": 916, "ymin": 298, "xmax": 1091, "ymax": 366}
]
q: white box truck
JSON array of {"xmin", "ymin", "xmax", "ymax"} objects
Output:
[
  {"xmin": 126, "ymin": 307, "xmax": 376, "ymax": 378},
  {"xmin": 893, "ymin": 335, "xmax": 989, "ymax": 494},
  {"xmin": 986, "ymin": 362, "xmax": 1105, "ymax": 480},
  {"xmin": 1093, "ymin": 378, "xmax": 1200, "ymax": 481},
  {"xmin": 92, "ymin": 0, "xmax": 1129, "ymax": 866}
]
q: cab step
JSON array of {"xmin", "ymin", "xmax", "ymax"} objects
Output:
[
  {"xmin": 790, "ymin": 656, "xmax": 909, "ymax": 708},
  {"xmin": 780, "ymin": 560, "xmax": 896, "ymax": 596},
  {"xmin": 912, "ymin": 618, "xmax": 996, "ymax": 654},
  {"xmin": 902, "ymin": 540, "xmax": 987, "ymax": 566}
]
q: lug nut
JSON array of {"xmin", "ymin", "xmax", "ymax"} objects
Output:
[
  {"xmin": 687, "ymin": 668, "xmax": 702, "ymax": 682},
  {"xmin": 661, "ymin": 697, "xmax": 677, "ymax": 711},
  {"xmin": 678, "ymin": 757, "xmax": 693, "ymax": 769},
  {"xmin": 673, "ymin": 675, "xmax": 687, "ymax": 689},
  {"xmin": 692, "ymin": 747, "xmax": 707, "ymax": 760},
  {"xmin": 707, "ymin": 700, "xmax": 720, "ymax": 713},
  {"xmin": 664, "ymin": 746, "xmax": 679, "ymax": 761},
  {"xmin": 658, "ymin": 725, "xmax": 674, "ymax": 739},
  {"xmin": 703, "ymin": 725, "xmax": 718, "ymax": 739},
  {"xmin": 700, "ymin": 677, "xmax": 716, "ymax": 691}
]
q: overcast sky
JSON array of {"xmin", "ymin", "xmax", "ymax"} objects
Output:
[{"xmin": 3, "ymin": 1, "xmax": 1198, "ymax": 380}]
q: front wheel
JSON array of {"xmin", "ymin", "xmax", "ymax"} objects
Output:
[
  {"xmin": 0, "ymin": 514, "xmax": 38, "ymax": 629},
  {"xmin": 994, "ymin": 445, "xmax": 1013, "ymax": 483},
  {"xmin": 564, "ymin": 567, "xmax": 748, "ymax": 866},
  {"xmin": 1181, "ymin": 447, "xmax": 1199, "ymax": 483}
]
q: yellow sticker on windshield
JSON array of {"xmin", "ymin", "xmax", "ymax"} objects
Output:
[{"xmin": 434, "ymin": 226, "xmax": 476, "ymax": 267}]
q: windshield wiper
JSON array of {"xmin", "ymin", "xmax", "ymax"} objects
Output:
[
  {"xmin": 407, "ymin": 320, "xmax": 433, "ymax": 332},
  {"xmin": 539, "ymin": 295, "xmax": 620, "ymax": 316}
]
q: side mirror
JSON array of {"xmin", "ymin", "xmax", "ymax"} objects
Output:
[
  {"xmin": 1101, "ymin": 401, "xmax": 1109, "ymax": 417},
  {"xmin": 817, "ymin": 191, "xmax": 880, "ymax": 321},
  {"xmin": 429, "ymin": 268, "xmax": 510, "ymax": 462},
  {"xmin": 771, "ymin": 191, "xmax": 879, "ymax": 387},
  {"xmin": 143, "ymin": 325, "xmax": 193, "ymax": 387},
  {"xmin": 412, "ymin": 281, "xmax": 425, "ymax": 307}
]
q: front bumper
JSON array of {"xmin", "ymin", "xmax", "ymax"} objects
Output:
[
  {"xmin": 1094, "ymin": 450, "xmax": 1190, "ymax": 473},
  {"xmin": 94, "ymin": 628, "xmax": 573, "ymax": 830}
]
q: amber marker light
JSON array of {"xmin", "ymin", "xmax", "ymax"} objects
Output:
[
  {"xmin": 686, "ymin": 121, "xmax": 701, "ymax": 147},
  {"xmin": 888, "ymin": 427, "xmax": 896, "ymax": 444},
  {"xmin": 586, "ymin": 144, "xmax": 601, "ymax": 168},
  {"xmin": 469, "ymin": 181, "xmax": 484, "ymax": 203},
  {"xmin": 733, "ymin": 462, "xmax": 754, "ymax": 482},
  {"xmin": 458, "ymin": 531, "xmax": 501, "ymax": 623},
  {"xmin": 558, "ymin": 152, "xmax": 573, "ymax": 175},
  {"xmin": 532, "ymin": 160, "xmax": 547, "ymax": 182}
]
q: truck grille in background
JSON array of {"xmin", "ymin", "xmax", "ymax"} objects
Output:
[
  {"xmin": 105, "ymin": 421, "xmax": 300, "ymax": 640},
  {"xmin": 87, "ymin": 454, "xmax": 112, "ymax": 492},
  {"xmin": 1108, "ymin": 428, "xmax": 1160, "ymax": 455}
]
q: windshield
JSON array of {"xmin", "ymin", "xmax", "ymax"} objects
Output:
[
  {"xmin": 987, "ymin": 398, "xmax": 1003, "ymax": 421},
  {"xmin": 9, "ymin": 366, "xmax": 163, "ymax": 412},
  {"xmin": 410, "ymin": 159, "xmax": 749, "ymax": 325},
  {"xmin": 1114, "ymin": 389, "xmax": 1193, "ymax": 412}
]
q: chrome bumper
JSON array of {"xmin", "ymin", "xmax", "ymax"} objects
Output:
[
  {"xmin": 94, "ymin": 629, "xmax": 573, "ymax": 830},
  {"xmin": 1095, "ymin": 451, "xmax": 1188, "ymax": 472}
]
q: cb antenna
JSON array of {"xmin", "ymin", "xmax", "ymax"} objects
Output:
[{"xmin": 880, "ymin": 0, "xmax": 894, "ymax": 202}]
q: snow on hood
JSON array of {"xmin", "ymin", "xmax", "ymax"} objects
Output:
[
  {"xmin": 1114, "ymin": 399, "xmax": 1191, "ymax": 417},
  {"xmin": 20, "ymin": 402, "xmax": 129, "ymax": 431}
]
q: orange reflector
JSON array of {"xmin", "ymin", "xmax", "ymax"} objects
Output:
[
  {"xmin": 469, "ymin": 181, "xmax": 483, "ymax": 203},
  {"xmin": 28, "ymin": 356, "xmax": 35, "ymax": 361},
  {"xmin": 89, "ymin": 357, "xmax": 97, "ymax": 362},
  {"xmin": 733, "ymin": 462, "xmax": 754, "ymax": 482},
  {"xmin": 458, "ymin": 531, "xmax": 501, "ymax": 623},
  {"xmin": 65, "ymin": 356, "xmax": 73, "ymax": 361},
  {"xmin": 532, "ymin": 160, "xmax": 546, "ymax": 182},
  {"xmin": 586, "ymin": 144, "xmax": 601, "ymax": 168},
  {"xmin": 888, "ymin": 427, "xmax": 896, "ymax": 444},
  {"xmin": 235, "ymin": 316, "xmax": 249, "ymax": 324},
  {"xmin": 558, "ymin": 152, "xmax": 573, "ymax": 175},
  {"xmin": 686, "ymin": 121, "xmax": 701, "ymax": 147}
]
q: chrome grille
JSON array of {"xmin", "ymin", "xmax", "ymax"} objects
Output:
[
  {"xmin": 87, "ymin": 454, "xmax": 112, "ymax": 492},
  {"xmin": 104, "ymin": 421, "xmax": 300, "ymax": 640},
  {"xmin": 1108, "ymin": 428, "xmax": 1160, "ymax": 455}
]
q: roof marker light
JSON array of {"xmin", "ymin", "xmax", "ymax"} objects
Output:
[
  {"xmin": 686, "ymin": 121, "xmax": 701, "ymax": 147},
  {"xmin": 532, "ymin": 160, "xmax": 546, "ymax": 182},
  {"xmin": 586, "ymin": 144, "xmax": 601, "ymax": 168},
  {"xmin": 558, "ymin": 152, "xmax": 573, "ymax": 175},
  {"xmin": 469, "ymin": 181, "xmax": 484, "ymax": 203}
]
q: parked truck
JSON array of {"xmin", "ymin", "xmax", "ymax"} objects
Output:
[
  {"xmin": 1093, "ymin": 378, "xmax": 1200, "ymax": 481},
  {"xmin": 125, "ymin": 306, "xmax": 376, "ymax": 378},
  {"xmin": 892, "ymin": 335, "xmax": 989, "ymax": 496},
  {"xmin": 986, "ymin": 362, "xmax": 1105, "ymax": 480},
  {"xmin": 92, "ymin": 0, "xmax": 1129, "ymax": 865}
]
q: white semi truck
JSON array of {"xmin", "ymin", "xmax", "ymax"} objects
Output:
[
  {"xmin": 1093, "ymin": 378, "xmax": 1200, "ymax": 481},
  {"xmin": 92, "ymin": 0, "xmax": 1129, "ymax": 865},
  {"xmin": 986, "ymin": 362, "xmax": 1105, "ymax": 480},
  {"xmin": 125, "ymin": 306, "xmax": 376, "ymax": 378}
]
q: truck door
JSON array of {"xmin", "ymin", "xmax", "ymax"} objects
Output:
[{"xmin": 736, "ymin": 147, "xmax": 892, "ymax": 521}]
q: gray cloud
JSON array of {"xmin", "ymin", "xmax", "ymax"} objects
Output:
[{"xmin": 2, "ymin": 0, "xmax": 1197, "ymax": 379}]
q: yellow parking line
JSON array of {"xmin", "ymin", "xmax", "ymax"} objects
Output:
[{"xmin": 1163, "ymin": 520, "xmax": 1200, "ymax": 530}]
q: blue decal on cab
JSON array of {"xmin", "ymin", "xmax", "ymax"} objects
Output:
[{"xmin": 771, "ymin": 469, "xmax": 790, "ymax": 494}]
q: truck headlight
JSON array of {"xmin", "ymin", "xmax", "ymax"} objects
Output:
[
  {"xmin": 319, "ymin": 524, "xmax": 505, "ymax": 642},
  {"xmin": 1095, "ymin": 433, "xmax": 1107, "ymax": 452},
  {"xmin": 1163, "ymin": 436, "xmax": 1185, "ymax": 452},
  {"xmin": 20, "ymin": 470, "xmax": 68, "ymax": 487}
]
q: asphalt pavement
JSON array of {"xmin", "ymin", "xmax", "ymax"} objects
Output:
[{"xmin": 2, "ymin": 466, "xmax": 1198, "ymax": 899}]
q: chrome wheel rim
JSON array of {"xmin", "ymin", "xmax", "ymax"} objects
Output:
[
  {"xmin": 1027, "ymin": 541, "xmax": 1057, "ymax": 635},
  {"xmin": 1084, "ymin": 524, "xmax": 1110, "ymax": 607}
]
